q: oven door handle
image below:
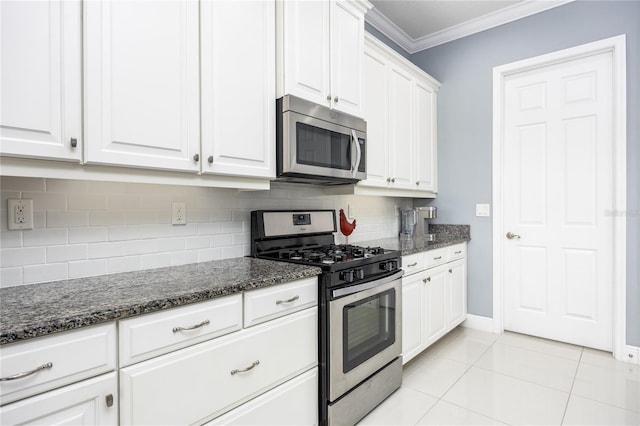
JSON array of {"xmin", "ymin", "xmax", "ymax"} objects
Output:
[{"xmin": 332, "ymin": 270, "xmax": 404, "ymax": 299}]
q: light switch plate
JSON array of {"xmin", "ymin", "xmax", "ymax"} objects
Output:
[
  {"xmin": 7, "ymin": 199, "xmax": 34, "ymax": 230},
  {"xmin": 476, "ymin": 203, "xmax": 490, "ymax": 217}
]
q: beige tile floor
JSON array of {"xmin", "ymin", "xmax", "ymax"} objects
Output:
[{"xmin": 359, "ymin": 327, "xmax": 640, "ymax": 425}]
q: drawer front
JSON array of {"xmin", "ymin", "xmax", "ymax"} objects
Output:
[
  {"xmin": 447, "ymin": 243, "xmax": 467, "ymax": 261},
  {"xmin": 206, "ymin": 368, "xmax": 318, "ymax": 425},
  {"xmin": 119, "ymin": 294, "xmax": 242, "ymax": 367},
  {"xmin": 0, "ymin": 372, "xmax": 117, "ymax": 425},
  {"xmin": 402, "ymin": 253, "xmax": 425, "ymax": 276},
  {"xmin": 244, "ymin": 277, "xmax": 317, "ymax": 327},
  {"xmin": 0, "ymin": 323, "xmax": 116, "ymax": 405},
  {"xmin": 120, "ymin": 308, "xmax": 318, "ymax": 426},
  {"xmin": 424, "ymin": 247, "xmax": 448, "ymax": 269}
]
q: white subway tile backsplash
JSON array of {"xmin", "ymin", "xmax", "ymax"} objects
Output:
[
  {"xmin": 69, "ymin": 227, "xmax": 108, "ymax": 244},
  {"xmin": 23, "ymin": 263, "xmax": 67, "ymax": 284},
  {"xmin": 89, "ymin": 242, "xmax": 125, "ymax": 259},
  {"xmin": 47, "ymin": 244, "xmax": 87, "ymax": 263},
  {"xmin": 23, "ymin": 229, "xmax": 68, "ymax": 247},
  {"xmin": 0, "ymin": 267, "xmax": 22, "ymax": 288},
  {"xmin": 1, "ymin": 247, "xmax": 46, "ymax": 267},
  {"xmin": 69, "ymin": 259, "xmax": 107, "ymax": 278},
  {"xmin": 0, "ymin": 177, "xmax": 411, "ymax": 286},
  {"xmin": 47, "ymin": 210, "xmax": 89, "ymax": 228}
]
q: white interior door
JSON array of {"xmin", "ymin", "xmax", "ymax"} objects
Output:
[{"xmin": 502, "ymin": 50, "xmax": 614, "ymax": 351}]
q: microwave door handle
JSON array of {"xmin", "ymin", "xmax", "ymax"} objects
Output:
[{"xmin": 351, "ymin": 130, "xmax": 362, "ymax": 178}]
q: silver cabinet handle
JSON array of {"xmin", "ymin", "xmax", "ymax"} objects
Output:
[
  {"xmin": 391, "ymin": 178, "xmax": 396, "ymax": 183},
  {"xmin": 172, "ymin": 319, "xmax": 210, "ymax": 333},
  {"xmin": 193, "ymin": 153, "xmax": 200, "ymax": 162},
  {"xmin": 455, "ymin": 250, "xmax": 462, "ymax": 254},
  {"xmin": 407, "ymin": 262, "xmax": 418, "ymax": 267},
  {"xmin": 416, "ymin": 181, "xmax": 420, "ymax": 186},
  {"xmin": 0, "ymin": 362, "xmax": 53, "ymax": 381},
  {"xmin": 208, "ymin": 155, "xmax": 213, "ymax": 164},
  {"xmin": 326, "ymin": 94, "xmax": 332, "ymax": 101},
  {"xmin": 506, "ymin": 232, "xmax": 521, "ymax": 239},
  {"xmin": 449, "ymin": 269, "xmax": 453, "ymax": 273},
  {"xmin": 106, "ymin": 394, "xmax": 114, "ymax": 408},
  {"xmin": 423, "ymin": 277, "xmax": 431, "ymax": 283},
  {"xmin": 70, "ymin": 137, "xmax": 78, "ymax": 148},
  {"xmin": 387, "ymin": 177, "xmax": 391, "ymax": 182},
  {"xmin": 334, "ymin": 96, "xmax": 339, "ymax": 103},
  {"xmin": 276, "ymin": 295, "xmax": 299, "ymax": 305},
  {"xmin": 433, "ymin": 256, "xmax": 442, "ymax": 260},
  {"xmin": 231, "ymin": 360, "xmax": 260, "ymax": 375}
]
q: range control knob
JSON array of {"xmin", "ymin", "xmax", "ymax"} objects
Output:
[
  {"xmin": 340, "ymin": 270, "xmax": 355, "ymax": 283},
  {"xmin": 379, "ymin": 260, "xmax": 399, "ymax": 272},
  {"xmin": 355, "ymin": 269, "xmax": 365, "ymax": 280}
]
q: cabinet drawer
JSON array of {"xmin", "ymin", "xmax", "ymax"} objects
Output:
[
  {"xmin": 0, "ymin": 372, "xmax": 117, "ymax": 425},
  {"xmin": 424, "ymin": 247, "xmax": 448, "ymax": 269},
  {"xmin": 447, "ymin": 243, "xmax": 466, "ymax": 261},
  {"xmin": 120, "ymin": 308, "xmax": 317, "ymax": 426},
  {"xmin": 206, "ymin": 368, "xmax": 318, "ymax": 425},
  {"xmin": 402, "ymin": 253, "xmax": 425, "ymax": 276},
  {"xmin": 119, "ymin": 294, "xmax": 242, "ymax": 367},
  {"xmin": 0, "ymin": 323, "xmax": 116, "ymax": 405},
  {"xmin": 244, "ymin": 277, "xmax": 317, "ymax": 327}
]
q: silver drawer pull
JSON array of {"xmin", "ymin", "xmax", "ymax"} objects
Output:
[
  {"xmin": 172, "ymin": 319, "xmax": 210, "ymax": 333},
  {"xmin": 433, "ymin": 256, "xmax": 442, "ymax": 260},
  {"xmin": 0, "ymin": 362, "xmax": 53, "ymax": 381},
  {"xmin": 407, "ymin": 262, "xmax": 418, "ymax": 267},
  {"xmin": 276, "ymin": 295, "xmax": 299, "ymax": 305},
  {"xmin": 454, "ymin": 250, "xmax": 462, "ymax": 254},
  {"xmin": 231, "ymin": 360, "xmax": 260, "ymax": 375}
]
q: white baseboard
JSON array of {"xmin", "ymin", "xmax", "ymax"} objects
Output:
[{"xmin": 462, "ymin": 314, "xmax": 495, "ymax": 333}]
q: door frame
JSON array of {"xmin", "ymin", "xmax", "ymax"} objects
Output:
[{"xmin": 492, "ymin": 35, "xmax": 627, "ymax": 359}]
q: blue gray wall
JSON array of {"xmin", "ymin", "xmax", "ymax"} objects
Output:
[{"xmin": 396, "ymin": 1, "xmax": 639, "ymax": 345}]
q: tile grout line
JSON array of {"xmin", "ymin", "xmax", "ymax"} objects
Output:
[{"xmin": 559, "ymin": 346, "xmax": 584, "ymax": 425}]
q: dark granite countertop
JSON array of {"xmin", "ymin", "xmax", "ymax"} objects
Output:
[
  {"xmin": 360, "ymin": 224, "xmax": 471, "ymax": 256},
  {"xmin": 0, "ymin": 257, "xmax": 321, "ymax": 345}
]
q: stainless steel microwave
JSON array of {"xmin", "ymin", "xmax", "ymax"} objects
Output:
[{"xmin": 276, "ymin": 95, "xmax": 366, "ymax": 185}]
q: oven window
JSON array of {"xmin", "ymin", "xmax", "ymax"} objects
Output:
[
  {"xmin": 342, "ymin": 288, "xmax": 396, "ymax": 373},
  {"xmin": 296, "ymin": 122, "xmax": 352, "ymax": 170}
]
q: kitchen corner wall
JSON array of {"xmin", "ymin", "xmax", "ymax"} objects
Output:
[{"xmin": 0, "ymin": 176, "xmax": 410, "ymax": 288}]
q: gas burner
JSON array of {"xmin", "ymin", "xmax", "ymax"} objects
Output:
[{"xmin": 321, "ymin": 259, "xmax": 335, "ymax": 265}]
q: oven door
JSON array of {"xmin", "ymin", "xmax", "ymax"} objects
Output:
[
  {"xmin": 328, "ymin": 270, "xmax": 403, "ymax": 402},
  {"xmin": 281, "ymin": 110, "xmax": 366, "ymax": 182}
]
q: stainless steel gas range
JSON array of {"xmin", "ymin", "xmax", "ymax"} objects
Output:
[{"xmin": 251, "ymin": 210, "xmax": 403, "ymax": 425}]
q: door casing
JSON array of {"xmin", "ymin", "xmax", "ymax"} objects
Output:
[{"xmin": 492, "ymin": 35, "xmax": 627, "ymax": 359}]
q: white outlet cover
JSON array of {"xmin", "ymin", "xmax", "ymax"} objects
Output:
[
  {"xmin": 476, "ymin": 203, "xmax": 491, "ymax": 217},
  {"xmin": 172, "ymin": 202, "xmax": 186, "ymax": 225},
  {"xmin": 7, "ymin": 199, "xmax": 34, "ymax": 230}
]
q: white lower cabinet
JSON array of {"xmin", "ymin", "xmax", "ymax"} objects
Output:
[
  {"xmin": 120, "ymin": 306, "xmax": 318, "ymax": 425},
  {"xmin": 0, "ymin": 372, "xmax": 117, "ymax": 425},
  {"xmin": 402, "ymin": 244, "xmax": 467, "ymax": 364},
  {"xmin": 206, "ymin": 368, "xmax": 318, "ymax": 426}
]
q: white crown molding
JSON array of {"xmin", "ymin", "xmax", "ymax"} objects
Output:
[{"xmin": 366, "ymin": 0, "xmax": 575, "ymax": 54}]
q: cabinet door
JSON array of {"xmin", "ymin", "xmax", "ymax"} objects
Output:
[
  {"xmin": 388, "ymin": 64, "xmax": 414, "ymax": 189},
  {"xmin": 414, "ymin": 79, "xmax": 437, "ymax": 191},
  {"xmin": 329, "ymin": 1, "xmax": 365, "ymax": 117},
  {"xmin": 84, "ymin": 0, "xmax": 200, "ymax": 172},
  {"xmin": 447, "ymin": 259, "xmax": 467, "ymax": 328},
  {"xmin": 424, "ymin": 266, "xmax": 447, "ymax": 345},
  {"xmin": 0, "ymin": 373, "xmax": 117, "ymax": 426},
  {"xmin": 201, "ymin": 0, "xmax": 275, "ymax": 178},
  {"xmin": 281, "ymin": 0, "xmax": 330, "ymax": 107},
  {"xmin": 401, "ymin": 272, "xmax": 424, "ymax": 364},
  {"xmin": 360, "ymin": 44, "xmax": 389, "ymax": 188},
  {"xmin": 0, "ymin": 0, "xmax": 81, "ymax": 162}
]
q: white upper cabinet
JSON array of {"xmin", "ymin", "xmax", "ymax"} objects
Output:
[
  {"xmin": 356, "ymin": 33, "xmax": 440, "ymax": 197},
  {"xmin": 84, "ymin": 0, "xmax": 201, "ymax": 172},
  {"xmin": 0, "ymin": 0, "xmax": 82, "ymax": 162},
  {"xmin": 278, "ymin": 0, "xmax": 371, "ymax": 117},
  {"xmin": 200, "ymin": 0, "xmax": 275, "ymax": 179}
]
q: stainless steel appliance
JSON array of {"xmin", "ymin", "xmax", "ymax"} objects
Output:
[
  {"xmin": 251, "ymin": 210, "xmax": 402, "ymax": 426},
  {"xmin": 276, "ymin": 95, "xmax": 366, "ymax": 185},
  {"xmin": 400, "ymin": 206, "xmax": 437, "ymax": 241}
]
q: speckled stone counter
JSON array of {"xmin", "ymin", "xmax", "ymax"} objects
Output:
[
  {"xmin": 360, "ymin": 224, "xmax": 471, "ymax": 256},
  {"xmin": 0, "ymin": 257, "xmax": 321, "ymax": 345}
]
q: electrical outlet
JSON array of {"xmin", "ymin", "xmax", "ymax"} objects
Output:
[
  {"xmin": 7, "ymin": 199, "xmax": 34, "ymax": 230},
  {"xmin": 172, "ymin": 202, "xmax": 186, "ymax": 225}
]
